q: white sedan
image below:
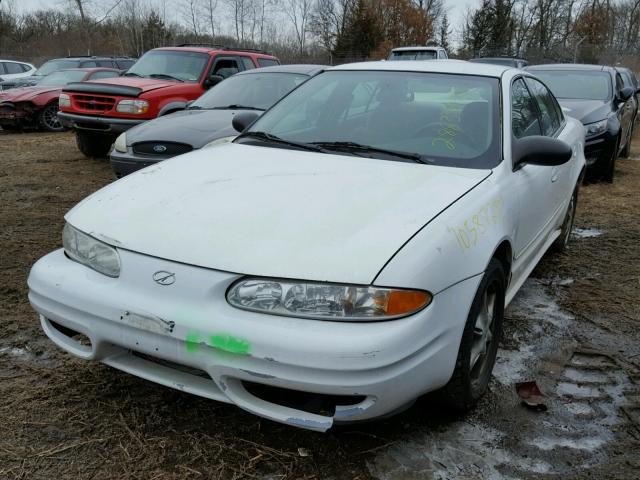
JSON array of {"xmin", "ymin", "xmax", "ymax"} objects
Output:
[{"xmin": 28, "ymin": 61, "xmax": 585, "ymax": 431}]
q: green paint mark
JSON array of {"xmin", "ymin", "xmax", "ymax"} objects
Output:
[
  {"xmin": 209, "ymin": 334, "xmax": 251, "ymax": 355},
  {"xmin": 185, "ymin": 331, "xmax": 201, "ymax": 353}
]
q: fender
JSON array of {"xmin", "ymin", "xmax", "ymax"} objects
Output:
[{"xmin": 158, "ymin": 101, "xmax": 189, "ymax": 117}]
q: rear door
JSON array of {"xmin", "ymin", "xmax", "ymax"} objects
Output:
[{"xmin": 210, "ymin": 56, "xmax": 243, "ymax": 79}]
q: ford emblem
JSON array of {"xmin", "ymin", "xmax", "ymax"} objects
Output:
[{"xmin": 153, "ymin": 144, "xmax": 167, "ymax": 153}]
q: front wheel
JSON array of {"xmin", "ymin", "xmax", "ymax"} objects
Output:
[
  {"xmin": 75, "ymin": 131, "xmax": 115, "ymax": 158},
  {"xmin": 620, "ymin": 120, "xmax": 634, "ymax": 158},
  {"xmin": 38, "ymin": 103, "xmax": 64, "ymax": 132},
  {"xmin": 441, "ymin": 258, "xmax": 506, "ymax": 411}
]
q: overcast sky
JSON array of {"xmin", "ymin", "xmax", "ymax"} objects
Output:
[{"xmin": 11, "ymin": 0, "xmax": 479, "ymax": 46}]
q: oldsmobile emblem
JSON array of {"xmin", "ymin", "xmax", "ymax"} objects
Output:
[{"xmin": 152, "ymin": 271, "xmax": 175, "ymax": 285}]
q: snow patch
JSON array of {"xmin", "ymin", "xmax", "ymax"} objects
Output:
[{"xmin": 572, "ymin": 227, "xmax": 602, "ymax": 239}]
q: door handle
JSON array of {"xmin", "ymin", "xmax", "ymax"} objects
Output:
[{"xmin": 551, "ymin": 167, "xmax": 559, "ymax": 182}]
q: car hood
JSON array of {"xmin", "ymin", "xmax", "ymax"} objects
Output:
[
  {"xmin": 127, "ymin": 109, "xmax": 243, "ymax": 148},
  {"xmin": 0, "ymin": 85, "xmax": 60, "ymax": 103},
  {"xmin": 558, "ymin": 99, "xmax": 611, "ymax": 124},
  {"xmin": 86, "ymin": 76, "xmax": 183, "ymax": 93},
  {"xmin": 66, "ymin": 144, "xmax": 490, "ymax": 284}
]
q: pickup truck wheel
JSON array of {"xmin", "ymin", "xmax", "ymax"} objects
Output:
[
  {"xmin": 76, "ymin": 132, "xmax": 114, "ymax": 158},
  {"xmin": 38, "ymin": 103, "xmax": 64, "ymax": 132},
  {"xmin": 440, "ymin": 258, "xmax": 505, "ymax": 411}
]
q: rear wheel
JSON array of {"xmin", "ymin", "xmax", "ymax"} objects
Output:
[
  {"xmin": 551, "ymin": 185, "xmax": 578, "ymax": 253},
  {"xmin": 38, "ymin": 102, "xmax": 64, "ymax": 132},
  {"xmin": 441, "ymin": 258, "xmax": 505, "ymax": 411},
  {"xmin": 75, "ymin": 131, "xmax": 115, "ymax": 158}
]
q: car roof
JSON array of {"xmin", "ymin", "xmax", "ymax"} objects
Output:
[
  {"xmin": 237, "ymin": 64, "xmax": 326, "ymax": 76},
  {"xmin": 56, "ymin": 67, "xmax": 120, "ymax": 73},
  {"xmin": 153, "ymin": 46, "xmax": 276, "ymax": 58},
  {"xmin": 330, "ymin": 59, "xmax": 510, "ymax": 78},
  {"xmin": 391, "ymin": 46, "xmax": 442, "ymax": 52},
  {"xmin": 527, "ymin": 63, "xmax": 614, "ymax": 72}
]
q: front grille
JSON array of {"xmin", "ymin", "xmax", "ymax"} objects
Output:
[
  {"xmin": 132, "ymin": 141, "xmax": 193, "ymax": 157},
  {"xmin": 74, "ymin": 94, "xmax": 116, "ymax": 112}
]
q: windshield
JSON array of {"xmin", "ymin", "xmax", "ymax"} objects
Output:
[
  {"xmin": 38, "ymin": 70, "xmax": 86, "ymax": 86},
  {"xmin": 191, "ymin": 72, "xmax": 309, "ymax": 110},
  {"xmin": 126, "ymin": 50, "xmax": 209, "ymax": 82},
  {"xmin": 389, "ymin": 50, "xmax": 437, "ymax": 61},
  {"xmin": 240, "ymin": 70, "xmax": 501, "ymax": 168},
  {"xmin": 36, "ymin": 59, "xmax": 78, "ymax": 76},
  {"xmin": 532, "ymin": 70, "xmax": 612, "ymax": 101}
]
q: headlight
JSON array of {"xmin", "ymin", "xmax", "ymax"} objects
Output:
[
  {"xmin": 62, "ymin": 224, "xmax": 120, "ymax": 277},
  {"xmin": 585, "ymin": 119, "xmax": 607, "ymax": 138},
  {"xmin": 113, "ymin": 132, "xmax": 127, "ymax": 153},
  {"xmin": 116, "ymin": 99, "xmax": 149, "ymax": 114},
  {"xmin": 227, "ymin": 278, "xmax": 432, "ymax": 321},
  {"xmin": 203, "ymin": 135, "xmax": 236, "ymax": 148},
  {"xmin": 58, "ymin": 93, "xmax": 71, "ymax": 108}
]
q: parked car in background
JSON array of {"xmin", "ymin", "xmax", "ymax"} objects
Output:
[
  {"xmin": 616, "ymin": 66, "xmax": 639, "ymax": 130},
  {"xmin": 527, "ymin": 63, "xmax": 635, "ymax": 181},
  {"xmin": 58, "ymin": 44, "xmax": 280, "ymax": 158},
  {"xmin": 388, "ymin": 46, "xmax": 448, "ymax": 60},
  {"xmin": 29, "ymin": 60, "xmax": 585, "ymax": 431},
  {"xmin": 469, "ymin": 57, "xmax": 528, "ymax": 69},
  {"xmin": 110, "ymin": 64, "xmax": 324, "ymax": 177},
  {"xmin": 0, "ymin": 60, "xmax": 36, "ymax": 83},
  {"xmin": 0, "ymin": 56, "xmax": 134, "ymax": 91},
  {"xmin": 0, "ymin": 68, "xmax": 121, "ymax": 132}
]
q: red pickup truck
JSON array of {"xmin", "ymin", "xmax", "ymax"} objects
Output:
[{"xmin": 58, "ymin": 44, "xmax": 280, "ymax": 157}]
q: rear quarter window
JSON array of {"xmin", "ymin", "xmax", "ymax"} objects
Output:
[{"xmin": 258, "ymin": 58, "xmax": 279, "ymax": 67}]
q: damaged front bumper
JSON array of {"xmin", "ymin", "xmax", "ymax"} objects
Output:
[
  {"xmin": 0, "ymin": 102, "xmax": 29, "ymax": 127},
  {"xmin": 28, "ymin": 249, "xmax": 479, "ymax": 431}
]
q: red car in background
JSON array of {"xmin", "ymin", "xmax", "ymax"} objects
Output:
[
  {"xmin": 0, "ymin": 68, "xmax": 121, "ymax": 132},
  {"xmin": 57, "ymin": 45, "xmax": 280, "ymax": 157}
]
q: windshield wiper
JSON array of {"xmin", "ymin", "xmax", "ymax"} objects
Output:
[
  {"xmin": 149, "ymin": 73, "xmax": 184, "ymax": 82},
  {"xmin": 239, "ymin": 131, "xmax": 325, "ymax": 152},
  {"xmin": 187, "ymin": 105, "xmax": 203, "ymax": 110},
  {"xmin": 310, "ymin": 141, "xmax": 427, "ymax": 163},
  {"xmin": 213, "ymin": 104, "xmax": 265, "ymax": 111},
  {"xmin": 123, "ymin": 72, "xmax": 144, "ymax": 77}
]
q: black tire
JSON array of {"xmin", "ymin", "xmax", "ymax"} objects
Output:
[
  {"xmin": 551, "ymin": 185, "xmax": 578, "ymax": 253},
  {"xmin": 75, "ymin": 131, "xmax": 115, "ymax": 158},
  {"xmin": 38, "ymin": 102, "xmax": 64, "ymax": 132},
  {"xmin": 441, "ymin": 258, "xmax": 506, "ymax": 411},
  {"xmin": 620, "ymin": 121, "xmax": 633, "ymax": 158},
  {"xmin": 595, "ymin": 136, "xmax": 619, "ymax": 183}
]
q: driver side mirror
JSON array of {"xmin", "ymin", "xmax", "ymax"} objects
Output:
[
  {"xmin": 232, "ymin": 111, "xmax": 260, "ymax": 133},
  {"xmin": 205, "ymin": 74, "xmax": 224, "ymax": 89},
  {"xmin": 619, "ymin": 86, "xmax": 634, "ymax": 102},
  {"xmin": 513, "ymin": 136, "xmax": 572, "ymax": 169}
]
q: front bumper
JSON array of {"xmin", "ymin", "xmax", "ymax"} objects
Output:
[
  {"xmin": 110, "ymin": 149, "xmax": 169, "ymax": 178},
  {"xmin": 584, "ymin": 130, "xmax": 617, "ymax": 169},
  {"xmin": 58, "ymin": 111, "xmax": 144, "ymax": 134},
  {"xmin": 28, "ymin": 249, "xmax": 479, "ymax": 431},
  {"xmin": 0, "ymin": 104, "xmax": 28, "ymax": 127}
]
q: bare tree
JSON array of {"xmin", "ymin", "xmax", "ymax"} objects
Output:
[
  {"xmin": 202, "ymin": 0, "xmax": 218, "ymax": 38},
  {"xmin": 285, "ymin": 0, "xmax": 313, "ymax": 55}
]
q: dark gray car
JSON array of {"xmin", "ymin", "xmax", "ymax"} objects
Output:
[{"xmin": 110, "ymin": 64, "xmax": 325, "ymax": 177}]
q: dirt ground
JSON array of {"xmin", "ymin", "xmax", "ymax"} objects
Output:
[{"xmin": 1, "ymin": 130, "xmax": 639, "ymax": 480}]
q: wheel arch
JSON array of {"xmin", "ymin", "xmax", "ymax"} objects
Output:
[{"xmin": 489, "ymin": 239, "xmax": 513, "ymax": 285}]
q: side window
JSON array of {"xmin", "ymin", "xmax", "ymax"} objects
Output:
[
  {"xmin": 615, "ymin": 73, "xmax": 624, "ymax": 94},
  {"xmin": 525, "ymin": 77, "xmax": 561, "ymax": 136},
  {"xmin": 20, "ymin": 63, "xmax": 32, "ymax": 72},
  {"xmin": 5, "ymin": 62, "xmax": 24, "ymax": 74},
  {"xmin": 0, "ymin": 63, "xmax": 6, "ymax": 74},
  {"xmin": 96, "ymin": 60, "xmax": 114, "ymax": 68},
  {"xmin": 240, "ymin": 57, "xmax": 256, "ymax": 70},
  {"xmin": 90, "ymin": 70, "xmax": 120, "ymax": 80},
  {"xmin": 212, "ymin": 58, "xmax": 240, "ymax": 78},
  {"xmin": 437, "ymin": 50, "xmax": 447, "ymax": 59},
  {"xmin": 258, "ymin": 58, "xmax": 279, "ymax": 67},
  {"xmin": 116, "ymin": 59, "xmax": 135, "ymax": 70},
  {"xmin": 511, "ymin": 78, "xmax": 542, "ymax": 139}
]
